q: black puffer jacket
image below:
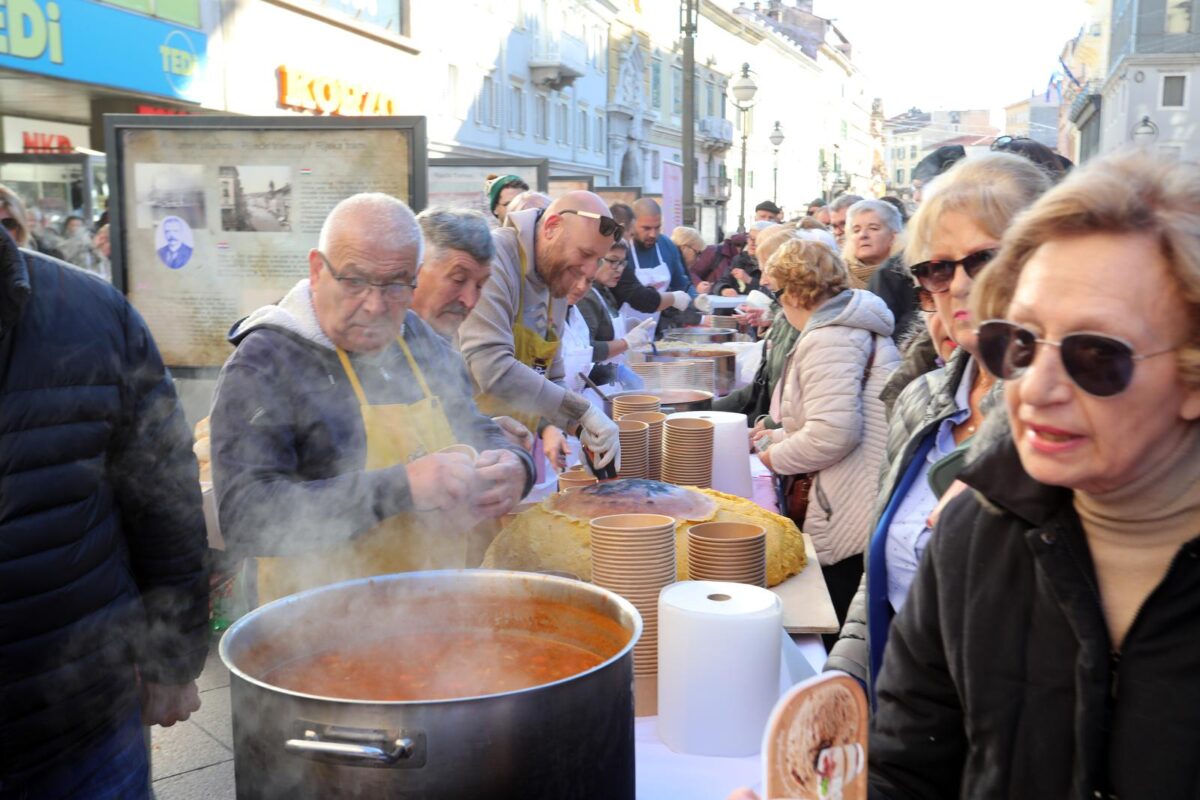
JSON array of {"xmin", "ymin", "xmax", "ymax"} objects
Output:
[
  {"xmin": 869, "ymin": 427, "xmax": 1200, "ymax": 799},
  {"xmin": 0, "ymin": 231, "xmax": 209, "ymax": 785}
]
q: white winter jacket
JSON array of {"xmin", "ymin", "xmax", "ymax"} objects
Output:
[{"xmin": 765, "ymin": 289, "xmax": 901, "ymax": 565}]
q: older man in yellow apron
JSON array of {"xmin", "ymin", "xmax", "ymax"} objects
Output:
[
  {"xmin": 209, "ymin": 193, "xmax": 535, "ymax": 605},
  {"xmin": 459, "ymin": 191, "xmax": 623, "ymax": 471}
]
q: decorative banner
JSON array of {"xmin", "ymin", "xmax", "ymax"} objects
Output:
[{"xmin": 661, "ymin": 161, "xmax": 684, "ymax": 235}]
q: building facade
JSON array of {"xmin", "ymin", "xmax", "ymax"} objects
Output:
[
  {"xmin": 1097, "ymin": 0, "xmax": 1199, "ymax": 160},
  {"xmin": 1003, "ymin": 93, "xmax": 1061, "ymax": 148}
]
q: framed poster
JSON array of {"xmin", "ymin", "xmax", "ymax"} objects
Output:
[
  {"xmin": 546, "ymin": 174, "xmax": 595, "ymax": 199},
  {"xmin": 427, "ymin": 157, "xmax": 548, "ymax": 222},
  {"xmin": 105, "ymin": 114, "xmax": 427, "ymax": 371},
  {"xmin": 595, "ymin": 186, "xmax": 642, "ymax": 208}
]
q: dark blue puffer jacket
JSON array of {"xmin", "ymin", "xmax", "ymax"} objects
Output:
[{"xmin": 0, "ymin": 230, "xmax": 209, "ymax": 786}]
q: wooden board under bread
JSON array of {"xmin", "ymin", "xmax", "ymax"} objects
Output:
[{"xmin": 770, "ymin": 533, "xmax": 839, "ymax": 634}]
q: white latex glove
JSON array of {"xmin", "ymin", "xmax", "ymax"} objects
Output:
[
  {"xmin": 669, "ymin": 290, "xmax": 691, "ymax": 311},
  {"xmin": 622, "ymin": 317, "xmax": 657, "ymax": 350},
  {"xmin": 578, "ymin": 405, "xmax": 620, "ymax": 470}
]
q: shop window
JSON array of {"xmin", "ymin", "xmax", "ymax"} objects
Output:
[
  {"xmin": 535, "ymin": 94, "xmax": 549, "ymax": 139},
  {"xmin": 1162, "ymin": 75, "xmax": 1187, "ymax": 108},
  {"xmin": 477, "ymin": 75, "xmax": 495, "ymax": 127},
  {"xmin": 1166, "ymin": 0, "xmax": 1191, "ymax": 33},
  {"xmin": 508, "ymin": 86, "xmax": 526, "ymax": 134},
  {"xmin": 101, "ymin": 0, "xmax": 201, "ymax": 28},
  {"xmin": 298, "ymin": 0, "xmax": 406, "ymax": 36},
  {"xmin": 557, "ymin": 103, "xmax": 570, "ymax": 144},
  {"xmin": 672, "ymin": 66, "xmax": 683, "ymax": 116}
]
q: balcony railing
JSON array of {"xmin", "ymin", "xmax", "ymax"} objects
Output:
[
  {"xmin": 530, "ymin": 36, "xmax": 587, "ymax": 91},
  {"xmin": 698, "ymin": 116, "xmax": 734, "ymax": 148},
  {"xmin": 702, "ymin": 176, "xmax": 732, "ymax": 200}
]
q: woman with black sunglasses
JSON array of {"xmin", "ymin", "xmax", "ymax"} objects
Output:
[
  {"xmin": 825, "ymin": 153, "xmax": 1051, "ymax": 694},
  {"xmin": 869, "ymin": 151, "xmax": 1200, "ymax": 798}
]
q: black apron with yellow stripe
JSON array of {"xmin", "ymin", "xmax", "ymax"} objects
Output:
[
  {"xmin": 256, "ymin": 337, "xmax": 460, "ymax": 605},
  {"xmin": 474, "ymin": 238, "xmax": 560, "ymax": 432}
]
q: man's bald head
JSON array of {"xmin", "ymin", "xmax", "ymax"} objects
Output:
[
  {"xmin": 632, "ymin": 198, "xmax": 661, "ymax": 219},
  {"xmin": 631, "ymin": 197, "xmax": 664, "ymax": 249},
  {"xmin": 535, "ymin": 191, "xmax": 614, "ymax": 299}
]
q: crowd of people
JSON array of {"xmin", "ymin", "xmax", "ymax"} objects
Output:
[{"xmin": 2, "ymin": 136, "xmax": 1199, "ymax": 798}]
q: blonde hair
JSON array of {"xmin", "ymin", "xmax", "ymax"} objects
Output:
[
  {"xmin": 0, "ymin": 184, "xmax": 30, "ymax": 247},
  {"xmin": 670, "ymin": 225, "xmax": 705, "ymax": 251},
  {"xmin": 973, "ymin": 149, "xmax": 1200, "ymax": 387},
  {"xmin": 904, "ymin": 152, "xmax": 1051, "ymax": 267},
  {"xmin": 767, "ymin": 238, "xmax": 850, "ymax": 309}
]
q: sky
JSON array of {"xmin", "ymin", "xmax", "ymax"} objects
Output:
[{"xmin": 812, "ymin": 0, "xmax": 1093, "ymax": 126}]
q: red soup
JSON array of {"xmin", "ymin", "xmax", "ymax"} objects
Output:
[{"xmin": 263, "ymin": 631, "xmax": 606, "ymax": 701}]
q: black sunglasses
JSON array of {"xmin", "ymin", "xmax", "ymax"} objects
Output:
[
  {"xmin": 558, "ymin": 209, "xmax": 624, "ymax": 242},
  {"xmin": 909, "ymin": 248, "xmax": 997, "ymax": 294},
  {"xmin": 976, "ymin": 319, "xmax": 1176, "ymax": 397},
  {"xmin": 0, "ymin": 217, "xmax": 19, "ymax": 232}
]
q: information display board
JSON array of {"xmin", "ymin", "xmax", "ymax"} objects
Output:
[
  {"xmin": 427, "ymin": 157, "xmax": 548, "ymax": 222},
  {"xmin": 105, "ymin": 115, "xmax": 427, "ymax": 370},
  {"xmin": 595, "ymin": 186, "xmax": 642, "ymax": 208},
  {"xmin": 547, "ymin": 175, "xmax": 595, "ymax": 199}
]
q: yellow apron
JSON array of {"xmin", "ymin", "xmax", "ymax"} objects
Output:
[
  {"xmin": 475, "ymin": 239, "xmax": 560, "ymax": 432},
  {"xmin": 256, "ymin": 337, "xmax": 460, "ymax": 605}
]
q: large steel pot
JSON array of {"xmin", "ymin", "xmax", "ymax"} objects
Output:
[
  {"xmin": 665, "ymin": 326, "xmax": 738, "ymax": 345},
  {"xmin": 219, "ymin": 571, "xmax": 640, "ymax": 800},
  {"xmin": 603, "ymin": 388, "xmax": 713, "ymax": 418},
  {"xmin": 645, "ymin": 348, "xmax": 738, "ymax": 396}
]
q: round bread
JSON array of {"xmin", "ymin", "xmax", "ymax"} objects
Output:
[{"xmin": 483, "ymin": 479, "xmax": 806, "ymax": 587}]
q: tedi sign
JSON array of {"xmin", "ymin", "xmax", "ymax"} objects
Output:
[
  {"xmin": 0, "ymin": 0, "xmax": 64, "ymax": 63},
  {"xmin": 277, "ymin": 65, "xmax": 397, "ymax": 116},
  {"xmin": 0, "ymin": 0, "xmax": 207, "ymax": 102}
]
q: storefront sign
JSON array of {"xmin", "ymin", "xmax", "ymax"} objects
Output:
[
  {"xmin": 276, "ymin": 64, "xmax": 396, "ymax": 116},
  {"xmin": 0, "ymin": 0, "xmax": 207, "ymax": 102},
  {"xmin": 2, "ymin": 115, "xmax": 91, "ymax": 153}
]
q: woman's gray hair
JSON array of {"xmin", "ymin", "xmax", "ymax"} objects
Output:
[
  {"xmin": 847, "ymin": 199, "xmax": 904, "ymax": 234},
  {"xmin": 416, "ymin": 207, "xmax": 495, "ymax": 267},
  {"xmin": 318, "ymin": 192, "xmax": 423, "ymax": 266}
]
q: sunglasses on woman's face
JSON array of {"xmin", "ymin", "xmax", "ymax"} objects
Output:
[
  {"xmin": 909, "ymin": 248, "xmax": 997, "ymax": 294},
  {"xmin": 557, "ymin": 209, "xmax": 625, "ymax": 243},
  {"xmin": 0, "ymin": 217, "xmax": 19, "ymax": 233},
  {"xmin": 976, "ymin": 319, "xmax": 1177, "ymax": 397}
]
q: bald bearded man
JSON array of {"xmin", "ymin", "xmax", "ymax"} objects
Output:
[{"xmin": 459, "ymin": 191, "xmax": 622, "ymax": 469}]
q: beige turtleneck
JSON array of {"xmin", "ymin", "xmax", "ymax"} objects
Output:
[{"xmin": 1075, "ymin": 423, "xmax": 1200, "ymax": 650}]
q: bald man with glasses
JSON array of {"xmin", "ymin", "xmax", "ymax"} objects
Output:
[
  {"xmin": 459, "ymin": 191, "xmax": 623, "ymax": 471},
  {"xmin": 209, "ymin": 193, "xmax": 534, "ymax": 605}
]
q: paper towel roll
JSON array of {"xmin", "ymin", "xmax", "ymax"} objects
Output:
[
  {"xmin": 665, "ymin": 411, "xmax": 753, "ymax": 496},
  {"xmin": 657, "ymin": 580, "xmax": 782, "ymax": 757}
]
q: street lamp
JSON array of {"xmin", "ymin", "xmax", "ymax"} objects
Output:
[
  {"xmin": 729, "ymin": 63, "xmax": 758, "ymax": 233},
  {"xmin": 768, "ymin": 121, "xmax": 785, "ymax": 205},
  {"xmin": 818, "ymin": 161, "xmax": 830, "ymax": 203},
  {"xmin": 1131, "ymin": 115, "xmax": 1159, "ymax": 146}
]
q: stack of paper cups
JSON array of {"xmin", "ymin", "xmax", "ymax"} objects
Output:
[
  {"xmin": 657, "ymin": 580, "xmax": 782, "ymax": 757},
  {"xmin": 665, "ymin": 411, "xmax": 753, "ymax": 496}
]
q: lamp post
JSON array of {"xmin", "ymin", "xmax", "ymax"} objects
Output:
[
  {"xmin": 729, "ymin": 63, "xmax": 758, "ymax": 233},
  {"xmin": 1131, "ymin": 115, "xmax": 1159, "ymax": 146},
  {"xmin": 818, "ymin": 161, "xmax": 829, "ymax": 203},
  {"xmin": 769, "ymin": 121, "xmax": 784, "ymax": 205}
]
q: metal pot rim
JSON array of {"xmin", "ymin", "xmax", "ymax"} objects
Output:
[{"xmin": 218, "ymin": 569, "xmax": 643, "ymax": 707}]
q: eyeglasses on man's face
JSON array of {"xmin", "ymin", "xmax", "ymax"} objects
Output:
[{"xmin": 318, "ymin": 251, "xmax": 417, "ymax": 303}]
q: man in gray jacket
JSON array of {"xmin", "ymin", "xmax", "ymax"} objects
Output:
[{"xmin": 459, "ymin": 191, "xmax": 621, "ymax": 469}]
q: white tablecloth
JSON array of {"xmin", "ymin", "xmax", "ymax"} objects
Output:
[{"xmin": 634, "ymin": 633, "xmax": 827, "ymax": 799}]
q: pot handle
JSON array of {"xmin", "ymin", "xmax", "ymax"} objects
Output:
[{"xmin": 285, "ymin": 726, "xmax": 418, "ymax": 766}]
